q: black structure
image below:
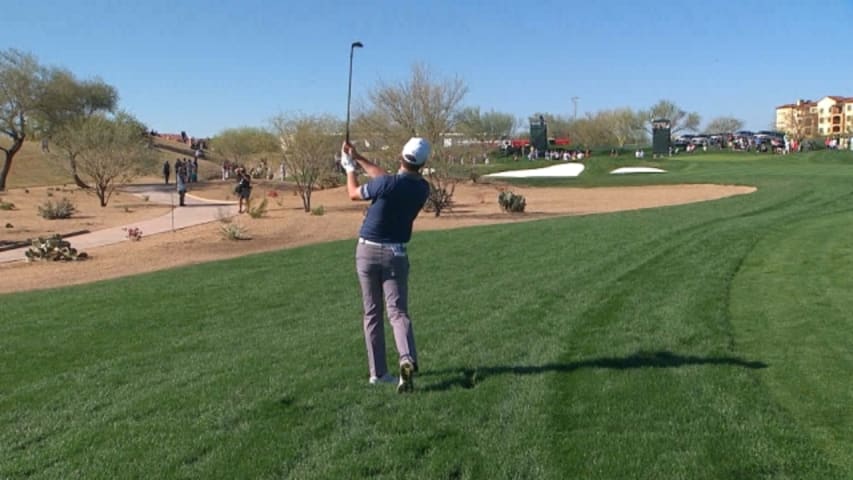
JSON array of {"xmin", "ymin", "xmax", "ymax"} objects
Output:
[
  {"xmin": 652, "ymin": 118, "xmax": 671, "ymax": 157},
  {"xmin": 529, "ymin": 115, "xmax": 548, "ymax": 154}
]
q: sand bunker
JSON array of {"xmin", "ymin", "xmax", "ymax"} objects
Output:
[
  {"xmin": 486, "ymin": 163, "xmax": 585, "ymax": 178},
  {"xmin": 610, "ymin": 167, "xmax": 667, "ymax": 174}
]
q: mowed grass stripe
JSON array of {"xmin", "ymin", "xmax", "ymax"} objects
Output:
[
  {"xmin": 732, "ymin": 210, "xmax": 853, "ymax": 478},
  {"xmin": 2, "ymin": 150, "xmax": 853, "ymax": 478}
]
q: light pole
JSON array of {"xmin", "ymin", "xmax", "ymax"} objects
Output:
[
  {"xmin": 571, "ymin": 96, "xmax": 579, "ymax": 119},
  {"xmin": 346, "ymin": 41, "xmax": 363, "ymax": 143}
]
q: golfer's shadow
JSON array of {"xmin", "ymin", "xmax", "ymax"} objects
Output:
[{"xmin": 421, "ymin": 350, "xmax": 768, "ymax": 392}]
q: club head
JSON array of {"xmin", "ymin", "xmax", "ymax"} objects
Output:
[{"xmin": 351, "ymin": 41, "xmax": 363, "ymax": 49}]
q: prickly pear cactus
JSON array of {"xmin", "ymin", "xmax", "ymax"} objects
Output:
[{"xmin": 24, "ymin": 234, "xmax": 88, "ymax": 262}]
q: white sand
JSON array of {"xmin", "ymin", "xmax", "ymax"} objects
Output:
[
  {"xmin": 486, "ymin": 163, "xmax": 585, "ymax": 178},
  {"xmin": 610, "ymin": 167, "xmax": 667, "ymax": 174}
]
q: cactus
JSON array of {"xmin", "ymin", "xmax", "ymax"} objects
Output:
[
  {"xmin": 498, "ymin": 191, "xmax": 526, "ymax": 213},
  {"xmin": 24, "ymin": 235, "xmax": 88, "ymax": 262}
]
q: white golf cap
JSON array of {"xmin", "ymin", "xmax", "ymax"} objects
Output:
[{"xmin": 402, "ymin": 137, "xmax": 430, "ymax": 166}]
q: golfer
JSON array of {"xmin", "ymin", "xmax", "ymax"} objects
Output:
[{"xmin": 341, "ymin": 138, "xmax": 431, "ymax": 393}]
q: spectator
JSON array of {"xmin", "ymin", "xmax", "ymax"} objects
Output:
[
  {"xmin": 176, "ymin": 166, "xmax": 188, "ymax": 206},
  {"xmin": 235, "ymin": 167, "xmax": 252, "ymax": 213},
  {"xmin": 163, "ymin": 160, "xmax": 171, "ymax": 185}
]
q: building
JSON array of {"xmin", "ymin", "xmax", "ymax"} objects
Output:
[
  {"xmin": 816, "ymin": 96, "xmax": 853, "ymax": 136},
  {"xmin": 776, "ymin": 96, "xmax": 853, "ymax": 139}
]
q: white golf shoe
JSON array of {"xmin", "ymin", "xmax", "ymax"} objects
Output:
[{"xmin": 369, "ymin": 373, "xmax": 397, "ymax": 385}]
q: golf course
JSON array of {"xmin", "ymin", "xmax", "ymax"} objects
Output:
[{"xmin": 1, "ymin": 149, "xmax": 851, "ymax": 479}]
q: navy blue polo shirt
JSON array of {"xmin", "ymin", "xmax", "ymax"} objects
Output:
[{"xmin": 358, "ymin": 172, "xmax": 430, "ymax": 243}]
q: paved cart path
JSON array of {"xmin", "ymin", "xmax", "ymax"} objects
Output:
[{"xmin": 0, "ymin": 184, "xmax": 238, "ymax": 264}]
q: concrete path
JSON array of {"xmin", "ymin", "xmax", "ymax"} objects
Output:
[{"xmin": 0, "ymin": 183, "xmax": 239, "ymax": 264}]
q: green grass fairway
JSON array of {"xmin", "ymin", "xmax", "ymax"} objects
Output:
[{"xmin": 2, "ymin": 150, "xmax": 852, "ymax": 478}]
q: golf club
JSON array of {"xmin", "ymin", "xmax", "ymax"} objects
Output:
[{"xmin": 346, "ymin": 41, "xmax": 363, "ymax": 144}]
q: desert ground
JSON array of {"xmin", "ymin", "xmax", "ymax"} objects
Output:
[{"xmin": 0, "ymin": 179, "xmax": 755, "ymax": 294}]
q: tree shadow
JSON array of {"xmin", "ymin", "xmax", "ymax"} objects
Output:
[{"xmin": 421, "ymin": 350, "xmax": 768, "ymax": 392}]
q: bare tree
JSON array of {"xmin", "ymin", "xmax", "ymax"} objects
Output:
[
  {"xmin": 455, "ymin": 107, "xmax": 515, "ymax": 163},
  {"xmin": 360, "ymin": 64, "xmax": 468, "ymax": 217},
  {"xmin": 272, "ymin": 114, "xmax": 341, "ymax": 212},
  {"xmin": 456, "ymin": 107, "xmax": 515, "ymax": 141},
  {"xmin": 600, "ymin": 108, "xmax": 647, "ymax": 148},
  {"xmin": 643, "ymin": 99, "xmax": 701, "ymax": 136},
  {"xmin": 44, "ymin": 71, "xmax": 118, "ymax": 189},
  {"xmin": 778, "ymin": 109, "xmax": 813, "ymax": 141},
  {"xmin": 704, "ymin": 116, "xmax": 744, "ymax": 134},
  {"xmin": 569, "ymin": 114, "xmax": 614, "ymax": 149},
  {"xmin": 72, "ymin": 112, "xmax": 157, "ymax": 207}
]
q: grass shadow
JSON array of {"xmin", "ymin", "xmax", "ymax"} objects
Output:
[{"xmin": 421, "ymin": 350, "xmax": 768, "ymax": 392}]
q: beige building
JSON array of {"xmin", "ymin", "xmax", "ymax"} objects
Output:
[{"xmin": 776, "ymin": 96, "xmax": 853, "ymax": 139}]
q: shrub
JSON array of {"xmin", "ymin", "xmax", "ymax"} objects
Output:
[
  {"xmin": 25, "ymin": 235, "xmax": 88, "ymax": 262},
  {"xmin": 248, "ymin": 198, "xmax": 268, "ymax": 218},
  {"xmin": 220, "ymin": 223, "xmax": 251, "ymax": 240},
  {"xmin": 123, "ymin": 226, "xmax": 143, "ymax": 241},
  {"xmin": 498, "ymin": 190, "xmax": 526, "ymax": 213},
  {"xmin": 216, "ymin": 207, "xmax": 233, "ymax": 224},
  {"xmin": 318, "ymin": 173, "xmax": 343, "ymax": 190},
  {"xmin": 0, "ymin": 199, "xmax": 14, "ymax": 210},
  {"xmin": 423, "ymin": 184, "xmax": 455, "ymax": 216},
  {"xmin": 468, "ymin": 170, "xmax": 481, "ymax": 183},
  {"xmin": 5, "ymin": 223, "xmax": 12, "ymax": 228},
  {"xmin": 311, "ymin": 205, "xmax": 325, "ymax": 216},
  {"xmin": 38, "ymin": 198, "xmax": 76, "ymax": 219}
]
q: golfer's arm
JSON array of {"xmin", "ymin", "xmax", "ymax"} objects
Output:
[
  {"xmin": 346, "ymin": 172, "xmax": 363, "ymax": 201},
  {"xmin": 355, "ymin": 155, "xmax": 385, "ymax": 178}
]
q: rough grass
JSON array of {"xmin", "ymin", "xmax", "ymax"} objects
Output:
[{"xmin": 1, "ymin": 150, "xmax": 852, "ymax": 478}]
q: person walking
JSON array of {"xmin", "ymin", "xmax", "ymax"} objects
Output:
[
  {"xmin": 235, "ymin": 167, "xmax": 252, "ymax": 213},
  {"xmin": 163, "ymin": 160, "xmax": 171, "ymax": 185},
  {"xmin": 176, "ymin": 166, "xmax": 188, "ymax": 206},
  {"xmin": 341, "ymin": 137, "xmax": 431, "ymax": 393}
]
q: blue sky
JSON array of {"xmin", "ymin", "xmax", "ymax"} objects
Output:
[{"xmin": 4, "ymin": 0, "xmax": 852, "ymax": 137}]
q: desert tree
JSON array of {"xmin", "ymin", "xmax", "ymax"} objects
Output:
[
  {"xmin": 272, "ymin": 114, "xmax": 341, "ymax": 212},
  {"xmin": 642, "ymin": 99, "xmax": 701, "ymax": 137},
  {"xmin": 455, "ymin": 107, "xmax": 516, "ymax": 163},
  {"xmin": 71, "ymin": 112, "xmax": 157, "ymax": 206},
  {"xmin": 0, "ymin": 50, "xmax": 49, "ymax": 191},
  {"xmin": 570, "ymin": 114, "xmax": 615, "ymax": 149},
  {"xmin": 455, "ymin": 107, "xmax": 515, "ymax": 143},
  {"xmin": 358, "ymin": 63, "xmax": 468, "ymax": 216},
  {"xmin": 43, "ymin": 71, "xmax": 119, "ymax": 188},
  {"xmin": 599, "ymin": 108, "xmax": 647, "ymax": 148},
  {"xmin": 210, "ymin": 126, "xmax": 280, "ymax": 173},
  {"xmin": 778, "ymin": 109, "xmax": 812, "ymax": 141},
  {"xmin": 0, "ymin": 49, "xmax": 118, "ymax": 191},
  {"xmin": 703, "ymin": 116, "xmax": 744, "ymax": 134}
]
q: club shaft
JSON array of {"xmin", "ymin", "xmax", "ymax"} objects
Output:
[{"xmin": 346, "ymin": 48, "xmax": 355, "ymax": 143}]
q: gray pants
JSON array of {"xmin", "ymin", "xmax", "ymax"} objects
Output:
[{"xmin": 356, "ymin": 242, "xmax": 418, "ymax": 377}]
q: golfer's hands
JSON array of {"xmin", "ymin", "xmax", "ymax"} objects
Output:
[{"xmin": 340, "ymin": 143, "xmax": 356, "ymax": 173}]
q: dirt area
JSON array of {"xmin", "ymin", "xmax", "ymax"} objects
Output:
[
  {"xmin": 0, "ymin": 184, "xmax": 170, "ymax": 243},
  {"xmin": 0, "ymin": 179, "xmax": 755, "ymax": 294}
]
